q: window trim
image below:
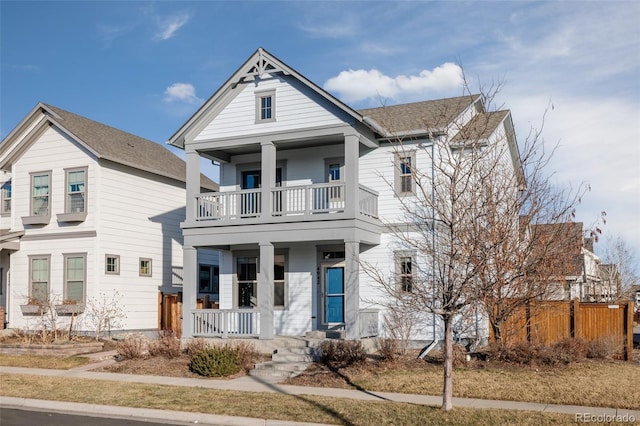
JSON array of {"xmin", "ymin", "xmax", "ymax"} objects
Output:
[
  {"xmin": 63, "ymin": 252, "xmax": 87, "ymax": 303},
  {"xmin": 1, "ymin": 179, "xmax": 11, "ymax": 216},
  {"xmin": 28, "ymin": 254, "xmax": 51, "ymax": 303},
  {"xmin": 233, "ymin": 251, "xmax": 288, "ymax": 309},
  {"xmin": 394, "ymin": 152, "xmax": 416, "ymax": 196},
  {"xmin": 22, "ymin": 171, "xmax": 52, "ymax": 225},
  {"xmin": 105, "ymin": 254, "xmax": 120, "ymax": 275},
  {"xmin": 273, "ymin": 254, "xmax": 287, "ymax": 310},
  {"xmin": 57, "ymin": 167, "xmax": 88, "ymax": 222},
  {"xmin": 255, "ymin": 89, "xmax": 276, "ymax": 123},
  {"xmin": 139, "ymin": 257, "xmax": 152, "ymax": 277},
  {"xmin": 395, "ymin": 251, "xmax": 415, "ymax": 293}
]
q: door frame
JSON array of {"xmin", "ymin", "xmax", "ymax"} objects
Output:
[{"xmin": 320, "ymin": 261, "xmax": 345, "ymax": 326}]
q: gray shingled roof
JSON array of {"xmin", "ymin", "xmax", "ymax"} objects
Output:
[
  {"xmin": 451, "ymin": 110, "xmax": 510, "ymax": 143},
  {"xmin": 43, "ymin": 104, "xmax": 217, "ymax": 190},
  {"xmin": 358, "ymin": 95, "xmax": 480, "ymax": 136}
]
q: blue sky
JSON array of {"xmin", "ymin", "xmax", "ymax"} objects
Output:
[{"xmin": 1, "ymin": 1, "xmax": 639, "ymax": 258}]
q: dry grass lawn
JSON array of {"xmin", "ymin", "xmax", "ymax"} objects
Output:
[
  {"xmin": 0, "ymin": 354, "xmax": 90, "ymax": 369},
  {"xmin": 0, "ymin": 373, "xmax": 574, "ymax": 425}
]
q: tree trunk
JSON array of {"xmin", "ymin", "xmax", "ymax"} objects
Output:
[
  {"xmin": 442, "ymin": 314, "xmax": 454, "ymax": 411},
  {"xmin": 492, "ymin": 320, "xmax": 503, "ymax": 344}
]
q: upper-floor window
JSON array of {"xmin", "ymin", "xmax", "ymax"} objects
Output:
[
  {"xmin": 66, "ymin": 168, "xmax": 86, "ymax": 213},
  {"xmin": 64, "ymin": 253, "xmax": 86, "ymax": 303},
  {"xmin": 1, "ymin": 180, "xmax": 11, "ymax": 215},
  {"xmin": 31, "ymin": 172, "xmax": 51, "ymax": 216},
  {"xmin": 395, "ymin": 153, "xmax": 416, "ymax": 196},
  {"xmin": 29, "ymin": 255, "xmax": 50, "ymax": 303},
  {"xmin": 255, "ymin": 90, "xmax": 276, "ymax": 123}
]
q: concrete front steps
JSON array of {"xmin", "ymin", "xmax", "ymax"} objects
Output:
[{"xmin": 249, "ymin": 345, "xmax": 319, "ymax": 381}]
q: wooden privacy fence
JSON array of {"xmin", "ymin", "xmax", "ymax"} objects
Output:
[
  {"xmin": 159, "ymin": 292, "xmax": 218, "ymax": 338},
  {"xmin": 492, "ymin": 299, "xmax": 634, "ymax": 360}
]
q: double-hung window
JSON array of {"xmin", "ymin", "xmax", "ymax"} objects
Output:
[
  {"xmin": 29, "ymin": 255, "xmax": 50, "ymax": 303},
  {"xmin": 66, "ymin": 168, "xmax": 86, "ymax": 213},
  {"xmin": 274, "ymin": 255, "xmax": 286, "ymax": 309},
  {"xmin": 31, "ymin": 172, "xmax": 51, "ymax": 216},
  {"xmin": 105, "ymin": 255, "xmax": 120, "ymax": 274},
  {"xmin": 255, "ymin": 90, "xmax": 276, "ymax": 123},
  {"xmin": 237, "ymin": 256, "xmax": 258, "ymax": 308},
  {"xmin": 395, "ymin": 152, "xmax": 416, "ymax": 196},
  {"xmin": 64, "ymin": 253, "xmax": 86, "ymax": 303},
  {"xmin": 396, "ymin": 252, "xmax": 415, "ymax": 293},
  {"xmin": 1, "ymin": 180, "xmax": 11, "ymax": 215},
  {"xmin": 139, "ymin": 258, "xmax": 152, "ymax": 277}
]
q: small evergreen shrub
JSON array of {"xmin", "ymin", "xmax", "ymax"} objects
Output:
[
  {"xmin": 319, "ymin": 340, "xmax": 367, "ymax": 368},
  {"xmin": 189, "ymin": 346, "xmax": 242, "ymax": 377}
]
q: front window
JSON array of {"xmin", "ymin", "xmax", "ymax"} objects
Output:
[
  {"xmin": 199, "ymin": 264, "xmax": 220, "ymax": 296},
  {"xmin": 31, "ymin": 172, "xmax": 51, "ymax": 216},
  {"xmin": 66, "ymin": 169, "xmax": 86, "ymax": 213},
  {"xmin": 237, "ymin": 256, "xmax": 257, "ymax": 308},
  {"xmin": 1, "ymin": 180, "xmax": 11, "ymax": 214},
  {"xmin": 255, "ymin": 90, "xmax": 276, "ymax": 123},
  {"xmin": 29, "ymin": 255, "xmax": 50, "ymax": 303},
  {"xmin": 274, "ymin": 255, "xmax": 286, "ymax": 309},
  {"xmin": 64, "ymin": 254, "xmax": 86, "ymax": 303}
]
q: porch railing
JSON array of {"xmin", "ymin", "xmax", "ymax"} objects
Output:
[
  {"xmin": 192, "ymin": 309, "xmax": 260, "ymax": 337},
  {"xmin": 359, "ymin": 309, "xmax": 380, "ymax": 338},
  {"xmin": 195, "ymin": 182, "xmax": 378, "ymax": 221}
]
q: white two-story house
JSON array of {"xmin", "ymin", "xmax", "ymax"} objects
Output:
[
  {"xmin": 0, "ymin": 103, "xmax": 218, "ymax": 332},
  {"xmin": 169, "ymin": 48, "xmax": 520, "ymax": 341}
]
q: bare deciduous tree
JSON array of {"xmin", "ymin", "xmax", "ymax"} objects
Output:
[{"xmin": 599, "ymin": 234, "xmax": 639, "ymax": 301}]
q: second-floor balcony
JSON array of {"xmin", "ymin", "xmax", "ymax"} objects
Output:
[{"xmin": 194, "ymin": 182, "xmax": 378, "ymax": 224}]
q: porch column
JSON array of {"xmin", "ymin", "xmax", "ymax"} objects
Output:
[
  {"xmin": 181, "ymin": 246, "xmax": 198, "ymax": 339},
  {"xmin": 185, "ymin": 150, "xmax": 201, "ymax": 222},
  {"xmin": 258, "ymin": 242, "xmax": 274, "ymax": 339},
  {"xmin": 260, "ymin": 141, "xmax": 276, "ymax": 218},
  {"xmin": 344, "ymin": 134, "xmax": 360, "ymax": 216},
  {"xmin": 344, "ymin": 240, "xmax": 360, "ymax": 340}
]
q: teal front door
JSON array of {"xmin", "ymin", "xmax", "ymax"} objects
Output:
[{"xmin": 324, "ymin": 266, "xmax": 344, "ymax": 323}]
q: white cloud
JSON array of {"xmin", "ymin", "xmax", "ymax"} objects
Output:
[
  {"xmin": 154, "ymin": 12, "xmax": 190, "ymax": 40},
  {"xmin": 163, "ymin": 83, "xmax": 202, "ymax": 104},
  {"xmin": 323, "ymin": 63, "xmax": 464, "ymax": 103}
]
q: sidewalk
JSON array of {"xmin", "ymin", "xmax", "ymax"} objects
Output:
[{"xmin": 2, "ymin": 358, "xmax": 639, "ymax": 425}]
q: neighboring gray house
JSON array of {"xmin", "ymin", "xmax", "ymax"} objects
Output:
[
  {"xmin": 0, "ymin": 103, "xmax": 217, "ymax": 331},
  {"xmin": 168, "ymin": 48, "xmax": 521, "ymax": 341}
]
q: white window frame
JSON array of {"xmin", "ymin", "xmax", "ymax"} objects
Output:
[
  {"xmin": 255, "ymin": 89, "xmax": 276, "ymax": 123},
  {"xmin": 29, "ymin": 254, "xmax": 51, "ymax": 303},
  {"xmin": 1, "ymin": 179, "xmax": 11, "ymax": 216},
  {"xmin": 105, "ymin": 254, "xmax": 120, "ymax": 275},
  {"xmin": 64, "ymin": 253, "xmax": 87, "ymax": 303},
  {"xmin": 139, "ymin": 258, "xmax": 152, "ymax": 277},
  {"xmin": 274, "ymin": 254, "xmax": 287, "ymax": 310},
  {"xmin": 30, "ymin": 171, "xmax": 51, "ymax": 217}
]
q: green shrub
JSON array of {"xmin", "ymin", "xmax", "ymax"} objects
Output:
[
  {"xmin": 189, "ymin": 346, "xmax": 242, "ymax": 377},
  {"xmin": 319, "ymin": 340, "xmax": 367, "ymax": 368}
]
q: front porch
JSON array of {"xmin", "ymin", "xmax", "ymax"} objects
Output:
[{"xmin": 190, "ymin": 308, "xmax": 379, "ymax": 339}]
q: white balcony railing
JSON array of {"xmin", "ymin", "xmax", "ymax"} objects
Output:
[
  {"xmin": 192, "ymin": 309, "xmax": 260, "ymax": 337},
  {"xmin": 195, "ymin": 182, "xmax": 378, "ymax": 221}
]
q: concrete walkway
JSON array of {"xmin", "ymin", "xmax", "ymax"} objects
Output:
[{"xmin": 1, "ymin": 354, "xmax": 639, "ymax": 425}]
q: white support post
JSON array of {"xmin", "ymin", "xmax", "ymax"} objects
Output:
[
  {"xmin": 260, "ymin": 141, "xmax": 276, "ymax": 218},
  {"xmin": 181, "ymin": 246, "xmax": 198, "ymax": 339},
  {"xmin": 344, "ymin": 134, "xmax": 360, "ymax": 216},
  {"xmin": 258, "ymin": 242, "xmax": 274, "ymax": 339},
  {"xmin": 344, "ymin": 240, "xmax": 360, "ymax": 340}
]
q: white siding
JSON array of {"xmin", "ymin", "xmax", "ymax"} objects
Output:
[{"xmin": 196, "ymin": 75, "xmax": 347, "ymax": 141}]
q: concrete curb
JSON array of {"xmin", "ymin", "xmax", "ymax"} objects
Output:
[{"xmin": 0, "ymin": 396, "xmax": 334, "ymax": 426}]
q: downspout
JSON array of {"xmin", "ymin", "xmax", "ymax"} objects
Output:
[{"xmin": 431, "ymin": 141, "xmax": 437, "ymax": 343}]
